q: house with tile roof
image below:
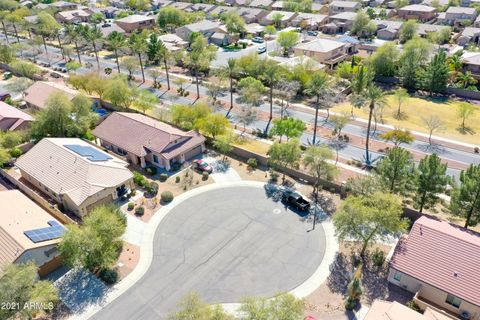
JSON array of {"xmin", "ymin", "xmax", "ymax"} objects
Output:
[
  {"xmin": 0, "ymin": 101, "xmax": 33, "ymax": 131},
  {"xmin": 293, "ymin": 38, "xmax": 348, "ymax": 68},
  {"xmin": 92, "ymin": 112, "xmax": 206, "ymax": 171},
  {"xmin": 115, "ymin": 14, "xmax": 156, "ymax": 33},
  {"xmin": 397, "ymin": 4, "xmax": 437, "ymax": 22},
  {"xmin": 388, "ymin": 216, "xmax": 480, "ymax": 320},
  {"xmin": 365, "ymin": 300, "xmax": 453, "ymax": 320},
  {"xmin": 23, "ymin": 81, "xmax": 76, "ymax": 110},
  {"xmin": 15, "ymin": 138, "xmax": 133, "ymax": 217},
  {"xmin": 0, "ymin": 190, "xmax": 64, "ymax": 276}
]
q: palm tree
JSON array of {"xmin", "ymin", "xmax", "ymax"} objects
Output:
[
  {"xmin": 156, "ymin": 40, "xmax": 171, "ymax": 90},
  {"xmin": 224, "ymin": 58, "xmax": 237, "ymax": 118},
  {"xmin": 448, "ymin": 53, "xmax": 462, "ymax": 79},
  {"xmin": 129, "ymin": 32, "xmax": 148, "ymax": 82},
  {"xmin": 0, "ymin": 11, "xmax": 9, "ymax": 44},
  {"xmin": 303, "ymin": 71, "xmax": 331, "ymax": 145},
  {"xmin": 34, "ymin": 12, "xmax": 60, "ymax": 60},
  {"xmin": 6, "ymin": 11, "xmax": 22, "ymax": 43},
  {"xmin": 262, "ymin": 61, "xmax": 281, "ymax": 133},
  {"xmin": 107, "ymin": 31, "xmax": 125, "ymax": 73},
  {"xmin": 64, "ymin": 25, "xmax": 82, "ymax": 64},
  {"xmin": 457, "ymin": 71, "xmax": 477, "ymax": 89},
  {"xmin": 80, "ymin": 24, "xmax": 103, "ymax": 70},
  {"xmin": 361, "ymin": 84, "xmax": 387, "ymax": 166}
]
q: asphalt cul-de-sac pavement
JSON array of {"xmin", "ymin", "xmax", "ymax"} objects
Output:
[{"xmin": 92, "ymin": 186, "xmax": 326, "ymax": 319}]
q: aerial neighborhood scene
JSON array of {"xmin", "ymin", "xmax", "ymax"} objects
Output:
[{"xmin": 1, "ymin": 0, "xmax": 480, "ymax": 317}]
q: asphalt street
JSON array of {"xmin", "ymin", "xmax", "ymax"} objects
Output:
[
  {"xmin": 2, "ymin": 34, "xmax": 476, "ymax": 179},
  {"xmin": 91, "ymin": 186, "xmax": 326, "ymax": 319}
]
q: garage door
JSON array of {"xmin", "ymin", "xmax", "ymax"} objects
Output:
[{"xmin": 184, "ymin": 145, "xmax": 202, "ymax": 161}]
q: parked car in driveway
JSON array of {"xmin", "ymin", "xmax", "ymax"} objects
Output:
[
  {"xmin": 307, "ymin": 30, "xmax": 318, "ymax": 36},
  {"xmin": 282, "ymin": 191, "xmax": 310, "ymax": 211},
  {"xmin": 257, "ymin": 46, "xmax": 266, "ymax": 54},
  {"xmin": 192, "ymin": 159, "xmax": 213, "ymax": 174},
  {"xmin": 252, "ymin": 36, "xmax": 264, "ymax": 43}
]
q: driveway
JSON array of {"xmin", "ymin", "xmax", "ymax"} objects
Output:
[{"xmin": 91, "ymin": 185, "xmax": 326, "ymax": 319}]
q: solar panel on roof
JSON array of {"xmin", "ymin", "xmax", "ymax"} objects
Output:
[
  {"xmin": 24, "ymin": 220, "xmax": 66, "ymax": 243},
  {"xmin": 64, "ymin": 144, "xmax": 112, "ymax": 162}
]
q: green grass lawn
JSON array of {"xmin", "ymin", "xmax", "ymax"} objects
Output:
[{"xmin": 331, "ymin": 95, "xmax": 480, "ymax": 145}]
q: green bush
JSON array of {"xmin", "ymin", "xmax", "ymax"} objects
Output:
[
  {"xmin": 202, "ymin": 171, "xmax": 209, "ymax": 181},
  {"xmin": 406, "ymin": 300, "xmax": 422, "ymax": 312},
  {"xmin": 371, "ymin": 248, "xmax": 385, "ymax": 267},
  {"xmin": 133, "ymin": 171, "xmax": 147, "ymax": 187},
  {"xmin": 127, "ymin": 202, "xmax": 134, "ymax": 211},
  {"xmin": 147, "ymin": 182, "xmax": 159, "ymax": 196},
  {"xmin": 146, "ymin": 166, "xmax": 157, "ymax": 175},
  {"xmin": 159, "ymin": 173, "xmax": 168, "ymax": 182},
  {"xmin": 9, "ymin": 147, "xmax": 22, "ymax": 158},
  {"xmin": 135, "ymin": 206, "xmax": 145, "ymax": 216},
  {"xmin": 161, "ymin": 191, "xmax": 174, "ymax": 203},
  {"xmin": 83, "ymin": 130, "xmax": 95, "ymax": 141},
  {"xmin": 99, "ymin": 268, "xmax": 118, "ymax": 284},
  {"xmin": 130, "ymin": 189, "xmax": 136, "ymax": 197},
  {"xmin": 175, "ymin": 176, "xmax": 180, "ymax": 183},
  {"xmin": 247, "ymin": 158, "xmax": 258, "ymax": 169}
]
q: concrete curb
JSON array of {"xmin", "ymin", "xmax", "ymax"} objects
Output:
[{"xmin": 71, "ymin": 181, "xmax": 338, "ymax": 319}]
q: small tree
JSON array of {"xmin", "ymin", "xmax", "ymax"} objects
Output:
[
  {"xmin": 330, "ymin": 113, "xmax": 349, "ymax": 138},
  {"xmin": 168, "ymin": 292, "xmax": 233, "ymax": 320},
  {"xmin": 214, "ymin": 134, "xmax": 234, "ymax": 160},
  {"xmin": 270, "ymin": 117, "xmax": 306, "ymax": 142},
  {"xmin": 376, "ymin": 147, "xmax": 416, "ymax": 195},
  {"xmin": 120, "ymin": 56, "xmax": 139, "ymax": 80},
  {"xmin": 399, "ymin": 20, "xmax": 418, "ymax": 43},
  {"xmin": 196, "ymin": 113, "xmax": 229, "ymax": 139},
  {"xmin": 456, "ymin": 102, "xmax": 476, "ymax": 134},
  {"xmin": 414, "ymin": 153, "xmax": 448, "ymax": 213},
  {"xmin": 0, "ymin": 262, "xmax": 58, "ymax": 320},
  {"xmin": 422, "ymin": 115, "xmax": 444, "ymax": 145},
  {"xmin": 236, "ymin": 104, "xmax": 257, "ymax": 133},
  {"xmin": 379, "ymin": 128, "xmax": 414, "ymax": 146},
  {"xmin": 450, "ymin": 164, "xmax": 480, "ymax": 228},
  {"xmin": 239, "ymin": 293, "xmax": 304, "ymax": 319},
  {"xmin": 333, "ymin": 192, "xmax": 407, "ymax": 258},
  {"xmin": 59, "ymin": 204, "xmax": 126, "ymax": 273},
  {"xmin": 276, "ymin": 30, "xmax": 299, "ymax": 56},
  {"xmin": 267, "ymin": 138, "xmax": 302, "ymax": 182},
  {"xmin": 303, "ymin": 145, "xmax": 337, "ymax": 195},
  {"xmin": 133, "ymin": 89, "xmax": 159, "ymax": 114},
  {"xmin": 392, "ymin": 88, "xmax": 409, "ymax": 119}
]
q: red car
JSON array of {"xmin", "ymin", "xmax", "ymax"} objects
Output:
[{"xmin": 192, "ymin": 159, "xmax": 213, "ymax": 174}]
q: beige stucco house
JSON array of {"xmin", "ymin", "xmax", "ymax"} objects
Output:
[
  {"xmin": 0, "ymin": 190, "xmax": 64, "ymax": 276},
  {"xmin": 115, "ymin": 14, "xmax": 156, "ymax": 33},
  {"xmin": 397, "ymin": 4, "xmax": 437, "ymax": 21},
  {"xmin": 293, "ymin": 38, "xmax": 348, "ymax": 68},
  {"xmin": 15, "ymin": 138, "xmax": 133, "ymax": 218},
  {"xmin": 92, "ymin": 112, "xmax": 206, "ymax": 171},
  {"xmin": 389, "ymin": 216, "xmax": 480, "ymax": 320}
]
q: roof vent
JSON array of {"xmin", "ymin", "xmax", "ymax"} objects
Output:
[
  {"xmin": 419, "ymin": 226, "xmax": 423, "ymax": 235},
  {"xmin": 454, "ymin": 272, "xmax": 458, "ymax": 277}
]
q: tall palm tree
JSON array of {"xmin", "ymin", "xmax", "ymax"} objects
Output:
[
  {"xmin": 0, "ymin": 11, "xmax": 9, "ymax": 44},
  {"xmin": 303, "ymin": 71, "xmax": 331, "ymax": 145},
  {"xmin": 80, "ymin": 24, "xmax": 102, "ymax": 70},
  {"xmin": 129, "ymin": 32, "xmax": 148, "ymax": 82},
  {"xmin": 224, "ymin": 58, "xmax": 236, "ymax": 118},
  {"xmin": 156, "ymin": 40, "xmax": 171, "ymax": 90},
  {"xmin": 6, "ymin": 11, "xmax": 22, "ymax": 43},
  {"xmin": 34, "ymin": 12, "xmax": 60, "ymax": 61},
  {"xmin": 361, "ymin": 84, "xmax": 387, "ymax": 166},
  {"xmin": 262, "ymin": 61, "xmax": 281, "ymax": 133},
  {"xmin": 64, "ymin": 24, "xmax": 82, "ymax": 64},
  {"xmin": 107, "ymin": 31, "xmax": 125, "ymax": 73}
]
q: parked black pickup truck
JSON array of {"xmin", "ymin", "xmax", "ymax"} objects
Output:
[{"xmin": 282, "ymin": 191, "xmax": 311, "ymax": 211}]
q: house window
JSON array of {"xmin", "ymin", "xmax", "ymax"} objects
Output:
[
  {"xmin": 393, "ymin": 271, "xmax": 402, "ymax": 281},
  {"xmin": 153, "ymin": 154, "xmax": 159, "ymax": 164},
  {"xmin": 446, "ymin": 294, "xmax": 462, "ymax": 308}
]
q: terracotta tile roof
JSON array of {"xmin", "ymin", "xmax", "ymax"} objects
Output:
[
  {"xmin": 0, "ymin": 101, "xmax": 33, "ymax": 131},
  {"xmin": 92, "ymin": 112, "xmax": 205, "ymax": 160},
  {"xmin": 15, "ymin": 138, "xmax": 132, "ymax": 207},
  {"xmin": 365, "ymin": 301, "xmax": 452, "ymax": 320},
  {"xmin": 390, "ymin": 216, "xmax": 480, "ymax": 307},
  {"xmin": 23, "ymin": 82, "xmax": 76, "ymax": 109}
]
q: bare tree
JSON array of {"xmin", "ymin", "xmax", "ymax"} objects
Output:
[
  {"xmin": 274, "ymin": 79, "xmax": 300, "ymax": 119},
  {"xmin": 236, "ymin": 105, "xmax": 257, "ymax": 134},
  {"xmin": 422, "ymin": 115, "xmax": 444, "ymax": 145}
]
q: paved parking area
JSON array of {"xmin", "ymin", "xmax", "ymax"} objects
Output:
[{"xmin": 92, "ymin": 186, "xmax": 326, "ymax": 320}]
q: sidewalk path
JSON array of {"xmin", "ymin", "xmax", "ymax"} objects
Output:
[{"xmin": 203, "ymin": 156, "xmax": 242, "ymax": 183}]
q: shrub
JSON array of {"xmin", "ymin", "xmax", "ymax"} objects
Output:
[
  {"xmin": 159, "ymin": 173, "xmax": 168, "ymax": 182},
  {"xmin": 247, "ymin": 158, "xmax": 258, "ymax": 169},
  {"xmin": 135, "ymin": 206, "xmax": 145, "ymax": 216},
  {"xmin": 147, "ymin": 182, "xmax": 159, "ymax": 196},
  {"xmin": 9, "ymin": 147, "xmax": 22, "ymax": 158},
  {"xmin": 269, "ymin": 169, "xmax": 279, "ymax": 182},
  {"xmin": 130, "ymin": 189, "xmax": 136, "ymax": 197},
  {"xmin": 99, "ymin": 268, "xmax": 118, "ymax": 285},
  {"xmin": 202, "ymin": 171, "xmax": 209, "ymax": 181},
  {"xmin": 127, "ymin": 202, "xmax": 134, "ymax": 211},
  {"xmin": 475, "ymin": 147, "xmax": 479, "ymax": 154},
  {"xmin": 161, "ymin": 191, "xmax": 174, "ymax": 203},
  {"xmin": 344, "ymin": 297, "xmax": 356, "ymax": 310},
  {"xmin": 406, "ymin": 300, "xmax": 422, "ymax": 313},
  {"xmin": 371, "ymin": 248, "xmax": 385, "ymax": 267},
  {"xmin": 175, "ymin": 176, "xmax": 180, "ymax": 183},
  {"xmin": 133, "ymin": 171, "xmax": 146, "ymax": 187},
  {"xmin": 145, "ymin": 166, "xmax": 157, "ymax": 175}
]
